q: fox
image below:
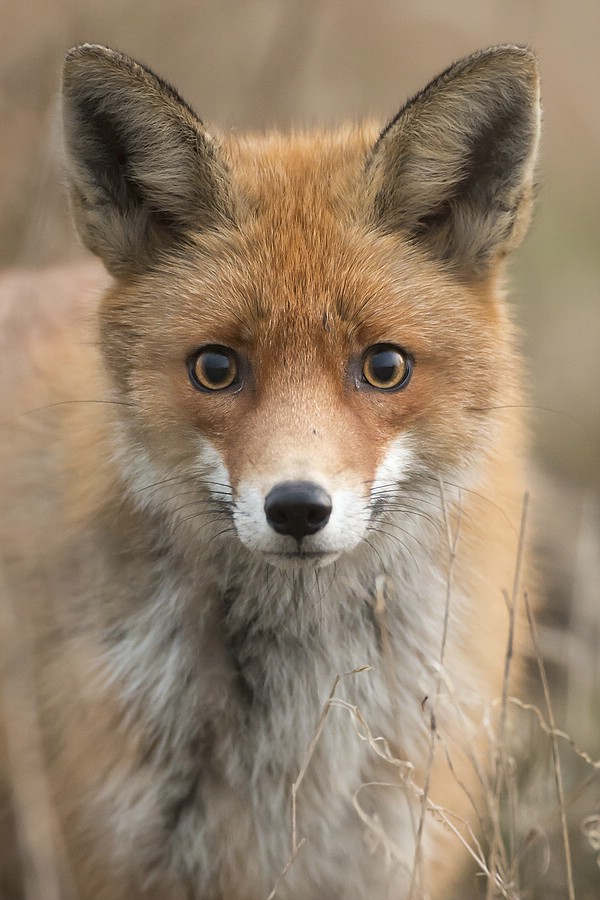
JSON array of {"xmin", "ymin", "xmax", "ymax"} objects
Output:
[{"xmin": 0, "ymin": 43, "xmax": 540, "ymax": 900}]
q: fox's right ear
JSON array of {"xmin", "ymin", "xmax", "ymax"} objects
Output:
[
  {"xmin": 365, "ymin": 46, "xmax": 541, "ymax": 281},
  {"xmin": 62, "ymin": 45, "xmax": 233, "ymax": 276}
]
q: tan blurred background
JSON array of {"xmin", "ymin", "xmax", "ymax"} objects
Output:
[{"xmin": 1, "ymin": 0, "xmax": 599, "ymax": 895}]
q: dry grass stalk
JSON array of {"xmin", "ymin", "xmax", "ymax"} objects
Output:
[
  {"xmin": 265, "ymin": 666, "xmax": 371, "ymax": 900},
  {"xmin": 485, "ymin": 492, "xmax": 529, "ymax": 899},
  {"xmin": 408, "ymin": 482, "xmax": 462, "ymax": 898},
  {"xmin": 524, "ymin": 590, "xmax": 576, "ymax": 900}
]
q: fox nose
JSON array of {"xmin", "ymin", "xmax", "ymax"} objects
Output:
[{"xmin": 264, "ymin": 481, "xmax": 332, "ymax": 542}]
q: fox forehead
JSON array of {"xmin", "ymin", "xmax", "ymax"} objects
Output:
[
  {"xmin": 187, "ymin": 123, "xmax": 395, "ymax": 344},
  {"xmin": 217, "ymin": 124, "xmax": 442, "ymax": 343},
  {"xmin": 105, "ymin": 126, "xmax": 496, "ymax": 359},
  {"xmin": 224, "ymin": 125, "xmax": 376, "ymax": 225}
]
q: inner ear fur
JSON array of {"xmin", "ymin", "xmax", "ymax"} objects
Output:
[
  {"xmin": 62, "ymin": 44, "xmax": 234, "ymax": 276},
  {"xmin": 365, "ymin": 46, "xmax": 541, "ymax": 280}
]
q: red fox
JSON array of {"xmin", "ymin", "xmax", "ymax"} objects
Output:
[{"xmin": 0, "ymin": 44, "xmax": 540, "ymax": 899}]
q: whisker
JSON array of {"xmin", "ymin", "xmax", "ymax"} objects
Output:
[
  {"xmin": 363, "ymin": 537, "xmax": 388, "ymax": 576},
  {"xmin": 367, "ymin": 526, "xmax": 420, "ymax": 572},
  {"xmin": 466, "ymin": 403, "xmax": 579, "ymax": 420},
  {"xmin": 170, "ymin": 509, "xmax": 233, "ymax": 538},
  {"xmin": 119, "ymin": 481, "xmax": 233, "ymax": 521},
  {"xmin": 373, "ymin": 503, "xmax": 443, "ymax": 528},
  {"xmin": 368, "ymin": 475, "xmax": 516, "ymax": 534},
  {"xmin": 202, "ymin": 525, "xmax": 237, "ymax": 549},
  {"xmin": 169, "ymin": 497, "xmax": 233, "ymax": 517},
  {"xmin": 310, "ymin": 562, "xmax": 338, "ymax": 610},
  {"xmin": 125, "ymin": 475, "xmax": 232, "ymax": 499},
  {"xmin": 368, "ymin": 485, "xmax": 446, "ymax": 513},
  {"xmin": 377, "ymin": 519, "xmax": 436, "ymax": 565},
  {"xmin": 2, "ymin": 398, "xmax": 137, "ymax": 428}
]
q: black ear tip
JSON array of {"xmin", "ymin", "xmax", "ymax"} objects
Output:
[
  {"xmin": 64, "ymin": 44, "xmax": 107, "ymax": 86},
  {"xmin": 478, "ymin": 43, "xmax": 536, "ymax": 59},
  {"xmin": 65, "ymin": 43, "xmax": 112, "ymax": 65},
  {"xmin": 63, "ymin": 44, "xmax": 132, "ymax": 85},
  {"xmin": 471, "ymin": 44, "xmax": 539, "ymax": 84}
]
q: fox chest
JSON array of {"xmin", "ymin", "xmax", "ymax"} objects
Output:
[
  {"xmin": 95, "ymin": 646, "xmax": 402, "ymax": 898},
  {"xmin": 82, "ymin": 561, "xmax": 449, "ymax": 896}
]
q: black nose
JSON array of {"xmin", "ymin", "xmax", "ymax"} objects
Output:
[{"xmin": 264, "ymin": 481, "xmax": 332, "ymax": 542}]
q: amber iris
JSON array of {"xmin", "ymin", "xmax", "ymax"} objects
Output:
[
  {"xmin": 362, "ymin": 345, "xmax": 411, "ymax": 390},
  {"xmin": 189, "ymin": 347, "xmax": 238, "ymax": 391}
]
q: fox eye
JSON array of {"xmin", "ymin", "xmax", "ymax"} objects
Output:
[
  {"xmin": 188, "ymin": 346, "xmax": 239, "ymax": 391},
  {"xmin": 362, "ymin": 344, "xmax": 412, "ymax": 390}
]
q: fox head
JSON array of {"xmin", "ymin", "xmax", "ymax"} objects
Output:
[{"xmin": 62, "ymin": 45, "xmax": 540, "ymax": 569}]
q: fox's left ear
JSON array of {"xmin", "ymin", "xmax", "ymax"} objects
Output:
[
  {"xmin": 62, "ymin": 45, "xmax": 233, "ymax": 276},
  {"xmin": 365, "ymin": 46, "xmax": 541, "ymax": 280}
]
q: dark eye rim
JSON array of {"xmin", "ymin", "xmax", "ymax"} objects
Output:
[
  {"xmin": 361, "ymin": 343, "xmax": 413, "ymax": 392},
  {"xmin": 187, "ymin": 345, "xmax": 240, "ymax": 393}
]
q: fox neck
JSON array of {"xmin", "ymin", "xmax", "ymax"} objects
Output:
[
  {"xmin": 98, "ymin": 466, "xmax": 450, "ymax": 726},
  {"xmin": 78, "ymin": 412, "xmax": 457, "ymax": 761}
]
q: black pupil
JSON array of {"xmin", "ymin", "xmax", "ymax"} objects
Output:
[
  {"xmin": 201, "ymin": 351, "xmax": 232, "ymax": 386},
  {"xmin": 370, "ymin": 349, "xmax": 401, "ymax": 383}
]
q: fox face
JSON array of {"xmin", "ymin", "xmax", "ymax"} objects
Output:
[
  {"xmin": 100, "ymin": 198, "xmax": 506, "ymax": 570},
  {"xmin": 63, "ymin": 46, "xmax": 539, "ymax": 574}
]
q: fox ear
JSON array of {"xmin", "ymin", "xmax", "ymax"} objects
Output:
[
  {"xmin": 62, "ymin": 45, "xmax": 233, "ymax": 276},
  {"xmin": 365, "ymin": 46, "xmax": 541, "ymax": 280}
]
